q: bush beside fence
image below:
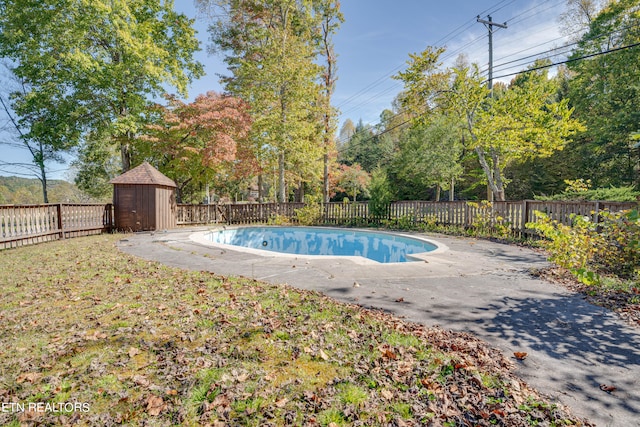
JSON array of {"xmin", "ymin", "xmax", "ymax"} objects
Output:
[
  {"xmin": 3, "ymin": 200, "xmax": 636, "ymax": 250},
  {"xmin": 178, "ymin": 200, "xmax": 638, "ymax": 237}
]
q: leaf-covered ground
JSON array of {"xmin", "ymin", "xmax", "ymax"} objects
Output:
[{"xmin": 0, "ymin": 235, "xmax": 594, "ymax": 426}]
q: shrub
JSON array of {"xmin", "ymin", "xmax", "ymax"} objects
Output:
[
  {"xmin": 466, "ymin": 201, "xmax": 513, "ymax": 240},
  {"xmin": 294, "ymin": 196, "xmax": 323, "ymax": 226},
  {"xmin": 535, "ymin": 185, "xmax": 639, "ymax": 202},
  {"xmin": 368, "ymin": 169, "xmax": 393, "ymax": 220},
  {"xmin": 528, "ymin": 209, "xmax": 640, "ymax": 284},
  {"xmin": 268, "ymin": 214, "xmax": 290, "ymax": 225},
  {"xmin": 594, "ymin": 209, "xmax": 640, "ymax": 279}
]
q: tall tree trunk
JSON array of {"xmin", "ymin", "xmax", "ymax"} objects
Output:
[
  {"xmin": 323, "ymin": 151, "xmax": 329, "ymax": 203},
  {"xmin": 39, "ymin": 170, "xmax": 49, "ymax": 204},
  {"xmin": 120, "ymin": 140, "xmax": 131, "ymax": 172},
  {"xmin": 278, "ymin": 151, "xmax": 286, "ymax": 203},
  {"xmin": 449, "ymin": 177, "xmax": 455, "ymax": 201},
  {"xmin": 319, "ymin": 4, "xmax": 340, "ymax": 204},
  {"xmin": 294, "ymin": 179, "xmax": 304, "ymax": 203},
  {"xmin": 491, "ymin": 148, "xmax": 505, "ymax": 201},
  {"xmin": 475, "ymin": 146, "xmax": 505, "ymax": 201},
  {"xmin": 257, "ymin": 174, "xmax": 263, "ymax": 203},
  {"xmin": 36, "ymin": 142, "xmax": 49, "ymax": 203},
  {"xmin": 435, "ymin": 184, "xmax": 441, "ymax": 202}
]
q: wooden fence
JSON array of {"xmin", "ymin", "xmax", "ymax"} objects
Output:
[
  {"xmin": 1, "ymin": 204, "xmax": 113, "ymax": 249},
  {"xmin": 177, "ymin": 203, "xmax": 305, "ymax": 225},
  {"xmin": 178, "ymin": 200, "xmax": 638, "ymax": 236},
  {"xmin": 3, "ymin": 200, "xmax": 636, "ymax": 250}
]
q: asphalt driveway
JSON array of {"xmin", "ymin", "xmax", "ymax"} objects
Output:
[{"xmin": 117, "ymin": 227, "xmax": 640, "ymax": 426}]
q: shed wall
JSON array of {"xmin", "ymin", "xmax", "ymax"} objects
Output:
[
  {"xmin": 155, "ymin": 186, "xmax": 177, "ymax": 230},
  {"xmin": 113, "ymin": 184, "xmax": 157, "ymax": 231}
]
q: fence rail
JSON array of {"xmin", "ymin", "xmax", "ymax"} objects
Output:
[
  {"xmin": 177, "ymin": 203, "xmax": 305, "ymax": 225},
  {"xmin": 3, "ymin": 200, "xmax": 636, "ymax": 250},
  {"xmin": 178, "ymin": 200, "xmax": 638, "ymax": 236},
  {"xmin": 1, "ymin": 204, "xmax": 113, "ymax": 249}
]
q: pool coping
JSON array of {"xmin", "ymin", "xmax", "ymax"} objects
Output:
[{"xmin": 188, "ymin": 225, "xmax": 449, "ymax": 265}]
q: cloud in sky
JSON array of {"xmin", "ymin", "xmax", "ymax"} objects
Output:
[
  {"xmin": 332, "ymin": 0, "xmax": 572, "ymax": 127},
  {"xmin": 2, "ymin": 0, "xmax": 577, "ymax": 180}
]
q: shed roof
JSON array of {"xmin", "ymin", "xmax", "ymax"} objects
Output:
[{"xmin": 110, "ymin": 162, "xmax": 177, "ymax": 188}]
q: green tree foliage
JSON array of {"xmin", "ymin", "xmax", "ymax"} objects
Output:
[
  {"xmin": 566, "ymin": 0, "xmax": 640, "ymax": 187},
  {"xmin": 446, "ymin": 63, "xmax": 583, "ymax": 200},
  {"xmin": 0, "ymin": 176, "xmax": 98, "ymax": 204},
  {"xmin": 390, "ymin": 115, "xmax": 463, "ymax": 201},
  {"xmin": 73, "ymin": 131, "xmax": 121, "ymax": 201},
  {"xmin": 136, "ymin": 92, "xmax": 253, "ymax": 203},
  {"xmin": 338, "ymin": 119, "xmax": 356, "ymax": 146},
  {"xmin": 335, "ymin": 163, "xmax": 370, "ymax": 202},
  {"xmin": 0, "ymin": 66, "xmax": 79, "ymax": 203},
  {"xmin": 393, "ymin": 44, "xmax": 583, "ymax": 201},
  {"xmin": 201, "ymin": 0, "xmax": 337, "ymax": 202},
  {"xmin": 0, "ymin": 0, "xmax": 204, "ymax": 172},
  {"xmin": 530, "ymin": 209, "xmax": 640, "ymax": 283},
  {"xmin": 558, "ymin": 0, "xmax": 604, "ymax": 40},
  {"xmin": 367, "ymin": 168, "xmax": 393, "ymax": 219},
  {"xmin": 392, "ymin": 46, "xmax": 449, "ymax": 121},
  {"xmin": 340, "ymin": 118, "xmax": 395, "ymax": 172},
  {"xmin": 316, "ymin": 1, "xmax": 343, "ymax": 203}
]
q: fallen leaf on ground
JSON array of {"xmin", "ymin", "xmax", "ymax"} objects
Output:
[
  {"xmin": 513, "ymin": 352, "xmax": 528, "ymax": 360},
  {"xmin": 133, "ymin": 375, "xmax": 150, "ymax": 387},
  {"xmin": 599, "ymin": 384, "xmax": 617, "ymax": 393},
  {"xmin": 16, "ymin": 372, "xmax": 41, "ymax": 384},
  {"xmin": 146, "ymin": 395, "xmax": 165, "ymax": 416},
  {"xmin": 380, "ymin": 389, "xmax": 394, "ymax": 400}
]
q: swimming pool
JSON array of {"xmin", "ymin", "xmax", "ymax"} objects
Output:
[{"xmin": 199, "ymin": 226, "xmax": 443, "ymax": 263}]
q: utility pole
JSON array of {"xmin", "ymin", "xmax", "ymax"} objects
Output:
[
  {"xmin": 477, "ymin": 15, "xmax": 507, "ymax": 201},
  {"xmin": 477, "ymin": 15, "xmax": 507, "ymax": 95}
]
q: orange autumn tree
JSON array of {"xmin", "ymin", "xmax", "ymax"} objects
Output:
[
  {"xmin": 137, "ymin": 91, "xmax": 254, "ymax": 202},
  {"xmin": 335, "ymin": 163, "xmax": 371, "ymax": 202}
]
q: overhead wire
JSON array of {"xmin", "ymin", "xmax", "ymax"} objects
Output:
[
  {"xmin": 335, "ymin": 0, "xmax": 522, "ymax": 112},
  {"xmin": 335, "ymin": 0, "xmax": 631, "ymax": 150},
  {"xmin": 337, "ymin": 39, "xmax": 640, "ymax": 153},
  {"xmin": 491, "ymin": 41, "xmax": 640, "ymax": 80},
  {"xmin": 339, "ymin": 0, "xmax": 569, "ymax": 119},
  {"xmin": 335, "ymin": 0, "xmax": 559, "ymax": 147}
]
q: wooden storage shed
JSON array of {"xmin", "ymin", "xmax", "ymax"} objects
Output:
[{"xmin": 110, "ymin": 162, "xmax": 177, "ymax": 231}]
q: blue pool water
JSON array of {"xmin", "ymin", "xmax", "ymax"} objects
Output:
[{"xmin": 204, "ymin": 226, "xmax": 438, "ymax": 263}]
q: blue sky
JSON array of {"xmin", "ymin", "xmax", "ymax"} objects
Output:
[{"xmin": 2, "ymin": 0, "xmax": 572, "ymax": 181}]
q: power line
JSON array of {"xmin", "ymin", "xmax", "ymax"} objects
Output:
[
  {"xmin": 338, "ymin": 41, "xmax": 640, "ymax": 153},
  {"xmin": 490, "ymin": 41, "xmax": 640, "ymax": 81},
  {"xmin": 335, "ymin": 0, "xmax": 528, "ymax": 113},
  {"xmin": 339, "ymin": 1, "xmax": 569, "ymax": 119}
]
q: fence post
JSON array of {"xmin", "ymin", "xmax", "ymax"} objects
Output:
[
  {"xmin": 594, "ymin": 200, "xmax": 600, "ymax": 224},
  {"xmin": 521, "ymin": 200, "xmax": 529, "ymax": 236},
  {"xmin": 57, "ymin": 204, "xmax": 65, "ymax": 239},
  {"xmin": 464, "ymin": 202, "xmax": 470, "ymax": 228}
]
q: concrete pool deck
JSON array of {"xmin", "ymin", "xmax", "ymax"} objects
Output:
[{"xmin": 117, "ymin": 227, "xmax": 640, "ymax": 426}]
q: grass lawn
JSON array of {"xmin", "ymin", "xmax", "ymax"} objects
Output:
[{"xmin": 0, "ymin": 234, "xmax": 592, "ymax": 426}]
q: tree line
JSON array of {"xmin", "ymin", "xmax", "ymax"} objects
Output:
[
  {"xmin": 340, "ymin": 0, "xmax": 640, "ymax": 203},
  {"xmin": 0, "ymin": 0, "xmax": 638, "ymax": 205}
]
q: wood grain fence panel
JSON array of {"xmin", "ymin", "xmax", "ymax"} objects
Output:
[
  {"xmin": 174, "ymin": 200, "xmax": 638, "ymax": 237},
  {"xmin": 1, "ymin": 204, "xmax": 113, "ymax": 249}
]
